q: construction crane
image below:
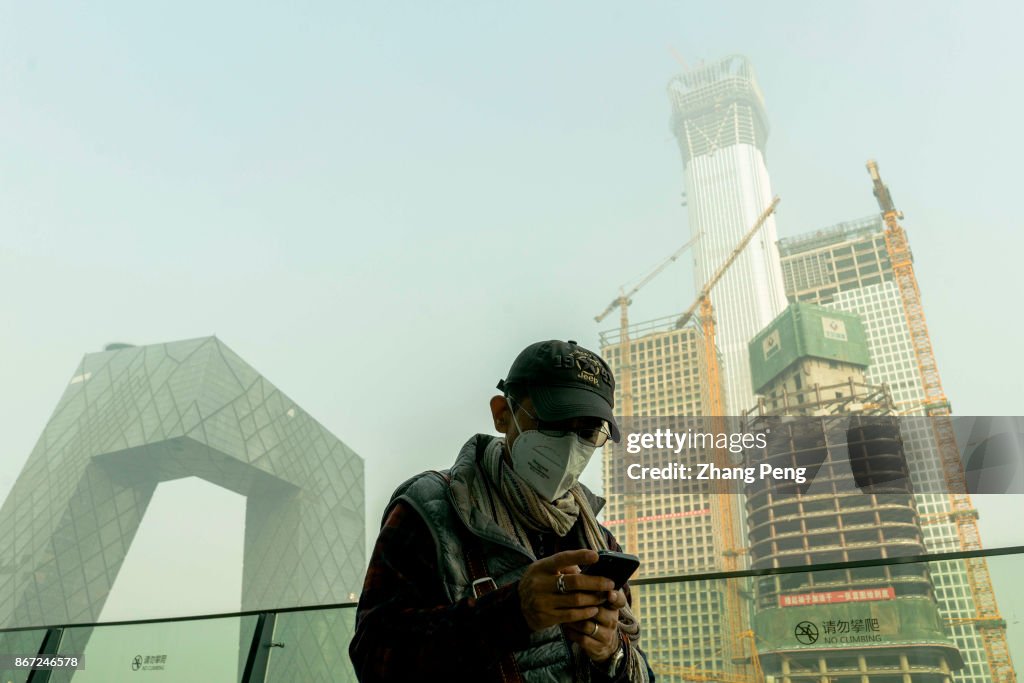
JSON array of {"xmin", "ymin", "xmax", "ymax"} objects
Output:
[
  {"xmin": 669, "ymin": 197, "xmax": 780, "ymax": 683},
  {"xmin": 653, "ymin": 630, "xmax": 766, "ymax": 683},
  {"xmin": 598, "ymin": 202, "xmax": 775, "ymax": 683},
  {"xmin": 674, "ymin": 197, "xmax": 781, "ymax": 332},
  {"xmin": 675, "ymin": 197, "xmax": 780, "ymax": 430},
  {"xmin": 866, "ymin": 160, "xmax": 1016, "ymax": 683},
  {"xmin": 594, "ymin": 232, "xmax": 704, "ymax": 327},
  {"xmin": 595, "ymin": 232, "xmax": 702, "ymax": 565}
]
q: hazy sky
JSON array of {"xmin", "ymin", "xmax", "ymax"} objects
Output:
[{"xmin": 2, "ymin": 0, "xmax": 1022, "ymax": 659}]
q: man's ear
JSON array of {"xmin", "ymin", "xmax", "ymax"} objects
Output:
[{"xmin": 490, "ymin": 395, "xmax": 511, "ymax": 434}]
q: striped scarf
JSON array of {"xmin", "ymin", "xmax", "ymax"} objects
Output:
[{"xmin": 472, "ymin": 438, "xmax": 649, "ymax": 683}]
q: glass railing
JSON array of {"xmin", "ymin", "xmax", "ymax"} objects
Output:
[
  {"xmin": 1, "ymin": 546, "xmax": 1020, "ymax": 682},
  {"xmin": 630, "ymin": 545, "xmax": 1024, "ymax": 683}
]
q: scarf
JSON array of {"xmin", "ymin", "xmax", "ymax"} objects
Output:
[{"xmin": 471, "ymin": 438, "xmax": 650, "ymax": 683}]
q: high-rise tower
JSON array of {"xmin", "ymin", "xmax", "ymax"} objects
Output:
[
  {"xmin": 744, "ymin": 304, "xmax": 963, "ymax": 683},
  {"xmin": 668, "ymin": 55, "xmax": 789, "ymax": 414},
  {"xmin": 778, "ymin": 219, "xmax": 996, "ymax": 683}
]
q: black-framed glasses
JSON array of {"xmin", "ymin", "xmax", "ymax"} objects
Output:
[{"xmin": 510, "ymin": 398, "xmax": 612, "ymax": 447}]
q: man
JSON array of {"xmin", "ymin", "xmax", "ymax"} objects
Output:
[{"xmin": 350, "ymin": 340, "xmax": 654, "ymax": 682}]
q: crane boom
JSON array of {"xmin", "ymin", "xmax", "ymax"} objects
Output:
[
  {"xmin": 664, "ymin": 197, "xmax": 779, "ymax": 683},
  {"xmin": 676, "ymin": 197, "xmax": 780, "ymax": 329},
  {"xmin": 594, "ymin": 232, "xmax": 700, "ymax": 578},
  {"xmin": 594, "ymin": 232, "xmax": 703, "ymax": 323}
]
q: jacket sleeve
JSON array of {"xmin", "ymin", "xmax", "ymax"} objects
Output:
[{"xmin": 349, "ymin": 501, "xmax": 534, "ymax": 682}]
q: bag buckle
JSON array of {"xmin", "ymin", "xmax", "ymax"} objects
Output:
[{"xmin": 471, "ymin": 576, "xmax": 497, "ymax": 598}]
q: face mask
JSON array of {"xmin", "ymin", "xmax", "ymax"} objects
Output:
[{"xmin": 506, "ymin": 399, "xmax": 598, "ymax": 501}]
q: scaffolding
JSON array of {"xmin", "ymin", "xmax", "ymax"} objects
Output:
[
  {"xmin": 742, "ymin": 381, "xmax": 963, "ymax": 683},
  {"xmin": 776, "ymin": 215, "xmax": 886, "ymax": 257}
]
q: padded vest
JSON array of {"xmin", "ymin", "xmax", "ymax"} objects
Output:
[{"xmin": 386, "ymin": 433, "xmax": 607, "ymax": 683}]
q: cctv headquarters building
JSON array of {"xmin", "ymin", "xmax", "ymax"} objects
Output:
[{"xmin": 0, "ymin": 338, "xmax": 364, "ymax": 682}]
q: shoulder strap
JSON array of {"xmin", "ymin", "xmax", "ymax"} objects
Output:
[
  {"xmin": 431, "ymin": 459, "xmax": 524, "ymax": 683},
  {"xmin": 465, "ymin": 535, "xmax": 525, "ymax": 683}
]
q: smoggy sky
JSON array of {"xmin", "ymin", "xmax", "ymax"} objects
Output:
[{"xmin": 2, "ymin": 1, "xmax": 1022, "ymax": 646}]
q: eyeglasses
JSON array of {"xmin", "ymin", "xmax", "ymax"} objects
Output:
[{"xmin": 511, "ymin": 399, "xmax": 612, "ymax": 447}]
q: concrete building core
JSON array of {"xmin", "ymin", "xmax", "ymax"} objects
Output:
[
  {"xmin": 779, "ymin": 218, "xmax": 995, "ymax": 683},
  {"xmin": 748, "ymin": 304, "xmax": 871, "ymax": 415},
  {"xmin": 744, "ymin": 304, "xmax": 961, "ymax": 683}
]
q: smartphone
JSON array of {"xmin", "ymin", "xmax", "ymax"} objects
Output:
[{"xmin": 581, "ymin": 550, "xmax": 640, "ymax": 590}]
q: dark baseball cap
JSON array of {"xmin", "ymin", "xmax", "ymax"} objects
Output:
[{"xmin": 497, "ymin": 339, "xmax": 620, "ymax": 442}]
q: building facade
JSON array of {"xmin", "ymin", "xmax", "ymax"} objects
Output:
[
  {"xmin": 0, "ymin": 337, "xmax": 365, "ymax": 681},
  {"xmin": 600, "ymin": 317, "xmax": 729, "ymax": 680},
  {"xmin": 745, "ymin": 303, "xmax": 962, "ymax": 683}
]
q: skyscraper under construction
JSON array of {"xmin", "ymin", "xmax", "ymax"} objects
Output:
[
  {"xmin": 668, "ymin": 55, "xmax": 789, "ymax": 414},
  {"xmin": 744, "ymin": 303, "xmax": 963, "ymax": 683},
  {"xmin": 778, "ymin": 218, "xmax": 999, "ymax": 683},
  {"xmin": 595, "ymin": 55, "xmax": 794, "ymax": 680}
]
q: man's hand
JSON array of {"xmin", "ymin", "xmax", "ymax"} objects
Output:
[
  {"xmin": 518, "ymin": 549, "xmax": 615, "ymax": 632},
  {"xmin": 565, "ymin": 588, "xmax": 626, "ymax": 664}
]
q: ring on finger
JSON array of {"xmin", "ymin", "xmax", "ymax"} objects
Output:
[
  {"xmin": 591, "ymin": 622, "xmax": 599, "ymax": 637},
  {"xmin": 556, "ymin": 574, "xmax": 567, "ymax": 595}
]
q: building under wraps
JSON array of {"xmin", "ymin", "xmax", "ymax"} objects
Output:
[
  {"xmin": 744, "ymin": 304, "xmax": 962, "ymax": 683},
  {"xmin": 779, "ymin": 219, "xmax": 999, "ymax": 683}
]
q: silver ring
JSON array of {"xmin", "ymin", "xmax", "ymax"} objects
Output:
[
  {"xmin": 591, "ymin": 622, "xmax": 599, "ymax": 637},
  {"xmin": 556, "ymin": 574, "xmax": 567, "ymax": 595}
]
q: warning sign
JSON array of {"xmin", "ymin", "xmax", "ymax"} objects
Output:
[{"xmin": 780, "ymin": 587, "xmax": 894, "ymax": 607}]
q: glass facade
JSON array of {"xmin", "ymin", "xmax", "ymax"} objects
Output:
[
  {"xmin": 0, "ymin": 338, "xmax": 365, "ymax": 633},
  {"xmin": 600, "ymin": 324, "xmax": 725, "ymax": 676},
  {"xmin": 668, "ymin": 55, "xmax": 790, "ymax": 414}
]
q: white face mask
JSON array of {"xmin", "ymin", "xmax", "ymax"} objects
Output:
[{"xmin": 506, "ymin": 399, "xmax": 598, "ymax": 501}]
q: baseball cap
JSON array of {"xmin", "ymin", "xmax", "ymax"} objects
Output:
[{"xmin": 497, "ymin": 339, "xmax": 620, "ymax": 442}]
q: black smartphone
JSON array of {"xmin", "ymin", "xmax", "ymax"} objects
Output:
[{"xmin": 581, "ymin": 550, "xmax": 640, "ymax": 590}]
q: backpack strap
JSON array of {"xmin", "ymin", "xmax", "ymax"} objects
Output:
[{"xmin": 428, "ymin": 463, "xmax": 524, "ymax": 683}]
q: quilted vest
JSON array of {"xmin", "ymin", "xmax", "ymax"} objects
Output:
[{"xmin": 386, "ymin": 433, "xmax": 607, "ymax": 682}]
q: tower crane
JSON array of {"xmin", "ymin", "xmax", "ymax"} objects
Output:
[
  {"xmin": 597, "ymin": 200, "xmax": 776, "ymax": 683},
  {"xmin": 672, "ymin": 197, "xmax": 780, "ymax": 683},
  {"xmin": 866, "ymin": 161, "xmax": 1015, "ymax": 683},
  {"xmin": 595, "ymin": 232, "xmax": 702, "ymax": 567}
]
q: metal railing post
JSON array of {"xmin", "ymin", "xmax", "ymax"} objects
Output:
[{"xmin": 25, "ymin": 627, "xmax": 63, "ymax": 683}]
